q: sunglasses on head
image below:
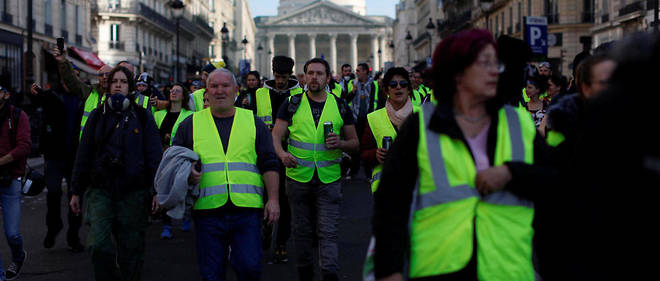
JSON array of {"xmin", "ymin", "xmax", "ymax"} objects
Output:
[{"xmin": 389, "ymin": 80, "xmax": 409, "ymax": 88}]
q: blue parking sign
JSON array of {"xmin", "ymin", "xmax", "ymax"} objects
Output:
[{"xmin": 524, "ymin": 16, "xmax": 548, "ymax": 55}]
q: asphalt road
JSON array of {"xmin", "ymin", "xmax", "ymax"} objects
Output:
[{"xmin": 0, "ymin": 159, "xmax": 374, "ymax": 281}]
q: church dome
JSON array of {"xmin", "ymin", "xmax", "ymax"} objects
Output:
[{"xmin": 278, "ymin": 0, "xmax": 367, "ymax": 16}]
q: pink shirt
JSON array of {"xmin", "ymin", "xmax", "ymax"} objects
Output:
[{"xmin": 465, "ymin": 123, "xmax": 491, "ymax": 172}]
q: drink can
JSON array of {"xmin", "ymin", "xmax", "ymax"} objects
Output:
[
  {"xmin": 382, "ymin": 136, "xmax": 393, "ymax": 150},
  {"xmin": 324, "ymin": 122, "xmax": 333, "ymax": 139}
]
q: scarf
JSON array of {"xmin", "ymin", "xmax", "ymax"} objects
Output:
[{"xmin": 385, "ymin": 98, "xmax": 413, "ymax": 129}]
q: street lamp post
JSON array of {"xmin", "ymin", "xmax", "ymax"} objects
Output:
[
  {"xmin": 170, "ymin": 0, "xmax": 184, "ymax": 82},
  {"xmin": 257, "ymin": 44, "xmax": 263, "ymax": 74},
  {"xmin": 220, "ymin": 22, "xmax": 230, "ymax": 66},
  {"xmin": 405, "ymin": 31, "xmax": 413, "ymax": 66},
  {"xmin": 241, "ymin": 36, "xmax": 249, "ymax": 60},
  {"xmin": 426, "ymin": 18, "xmax": 436, "ymax": 59}
]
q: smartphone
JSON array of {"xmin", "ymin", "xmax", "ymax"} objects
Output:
[
  {"xmin": 56, "ymin": 37, "xmax": 65, "ymax": 53},
  {"xmin": 195, "ymin": 161, "xmax": 202, "ymax": 173}
]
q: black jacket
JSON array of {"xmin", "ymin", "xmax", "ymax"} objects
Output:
[
  {"xmin": 372, "ymin": 103, "xmax": 558, "ymax": 280},
  {"xmin": 28, "ymin": 86, "xmax": 81, "ymax": 161},
  {"xmin": 71, "ymin": 101, "xmax": 162, "ymax": 197}
]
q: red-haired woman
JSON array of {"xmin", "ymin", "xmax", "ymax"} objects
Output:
[{"xmin": 372, "ymin": 29, "xmax": 549, "ymax": 281}]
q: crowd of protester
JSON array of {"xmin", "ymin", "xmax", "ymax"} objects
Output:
[{"xmin": 0, "ymin": 29, "xmax": 657, "ymax": 281}]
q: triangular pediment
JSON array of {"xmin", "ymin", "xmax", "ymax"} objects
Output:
[{"xmin": 267, "ymin": 1, "xmax": 379, "ymax": 26}]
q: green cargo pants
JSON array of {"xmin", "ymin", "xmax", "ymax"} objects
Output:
[{"xmin": 85, "ymin": 188, "xmax": 150, "ymax": 281}]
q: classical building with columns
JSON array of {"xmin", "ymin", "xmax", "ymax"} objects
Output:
[{"xmin": 254, "ymin": 0, "xmax": 393, "ymax": 77}]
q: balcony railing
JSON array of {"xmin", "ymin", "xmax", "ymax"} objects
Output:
[
  {"xmin": 601, "ymin": 14, "xmax": 610, "ymax": 23},
  {"xmin": 61, "ymin": 30, "xmax": 68, "ymax": 42},
  {"xmin": 546, "ymin": 14, "xmax": 559, "ymax": 24},
  {"xmin": 582, "ymin": 12, "xmax": 595, "ymax": 23},
  {"xmin": 76, "ymin": 34, "xmax": 82, "ymax": 45},
  {"xmin": 138, "ymin": 3, "xmax": 176, "ymax": 31},
  {"xmin": 45, "ymin": 24, "xmax": 53, "ymax": 36},
  {"xmin": 1, "ymin": 12, "xmax": 12, "ymax": 24},
  {"xmin": 193, "ymin": 15, "xmax": 214, "ymax": 35},
  {"xmin": 619, "ymin": 1, "xmax": 644, "ymax": 17},
  {"xmin": 109, "ymin": 41, "xmax": 125, "ymax": 50}
]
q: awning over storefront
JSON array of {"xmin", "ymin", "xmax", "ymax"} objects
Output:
[
  {"xmin": 69, "ymin": 47, "xmax": 105, "ymax": 70},
  {"xmin": 66, "ymin": 55, "xmax": 100, "ymax": 74}
]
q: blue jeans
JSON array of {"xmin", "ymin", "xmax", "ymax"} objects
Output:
[
  {"xmin": 0, "ymin": 179, "xmax": 25, "ymax": 280},
  {"xmin": 194, "ymin": 209, "xmax": 263, "ymax": 281}
]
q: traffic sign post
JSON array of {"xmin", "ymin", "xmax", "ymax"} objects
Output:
[{"xmin": 524, "ymin": 16, "xmax": 548, "ymax": 56}]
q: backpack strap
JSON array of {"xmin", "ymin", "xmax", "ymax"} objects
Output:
[{"xmin": 8, "ymin": 106, "xmax": 21, "ymax": 149}]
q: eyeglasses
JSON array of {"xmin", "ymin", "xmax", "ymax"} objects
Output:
[
  {"xmin": 475, "ymin": 60, "xmax": 506, "ymax": 73},
  {"xmin": 388, "ymin": 80, "xmax": 409, "ymax": 88}
]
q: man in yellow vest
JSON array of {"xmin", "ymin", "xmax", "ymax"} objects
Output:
[
  {"xmin": 190, "ymin": 63, "xmax": 218, "ymax": 111},
  {"xmin": 172, "ymin": 68, "xmax": 280, "ymax": 280},
  {"xmin": 255, "ymin": 56, "xmax": 302, "ymax": 129},
  {"xmin": 272, "ymin": 58, "xmax": 359, "ymax": 281},
  {"xmin": 411, "ymin": 68, "xmax": 432, "ymax": 106},
  {"xmin": 255, "ymin": 56, "xmax": 301, "ymax": 263}
]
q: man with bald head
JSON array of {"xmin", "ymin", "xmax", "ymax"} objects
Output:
[{"xmin": 171, "ymin": 69, "xmax": 280, "ymax": 280}]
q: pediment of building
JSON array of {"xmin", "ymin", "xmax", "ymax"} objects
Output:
[{"xmin": 266, "ymin": 1, "xmax": 379, "ymax": 26}]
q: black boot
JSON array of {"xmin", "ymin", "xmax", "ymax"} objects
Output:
[
  {"xmin": 43, "ymin": 222, "xmax": 63, "ymax": 248},
  {"xmin": 298, "ymin": 265, "xmax": 314, "ymax": 281}
]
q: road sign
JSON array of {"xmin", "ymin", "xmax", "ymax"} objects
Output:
[{"xmin": 524, "ymin": 16, "xmax": 548, "ymax": 55}]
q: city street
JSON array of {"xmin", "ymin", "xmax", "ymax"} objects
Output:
[{"xmin": 0, "ymin": 159, "xmax": 374, "ymax": 281}]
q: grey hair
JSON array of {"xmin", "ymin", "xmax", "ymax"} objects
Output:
[{"xmin": 207, "ymin": 68, "xmax": 237, "ymax": 86}]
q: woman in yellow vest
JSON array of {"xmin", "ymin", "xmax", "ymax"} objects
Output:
[
  {"xmin": 360, "ymin": 67, "xmax": 415, "ymax": 193},
  {"xmin": 372, "ymin": 29, "xmax": 548, "ymax": 281},
  {"xmin": 153, "ymin": 83, "xmax": 194, "ymax": 239}
]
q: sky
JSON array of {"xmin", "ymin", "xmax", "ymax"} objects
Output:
[{"xmin": 249, "ymin": 0, "xmax": 397, "ymax": 18}]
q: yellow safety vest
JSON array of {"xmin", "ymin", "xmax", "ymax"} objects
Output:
[
  {"xmin": 286, "ymin": 93, "xmax": 343, "ymax": 184},
  {"xmin": 411, "ymin": 84, "xmax": 430, "ymax": 106},
  {"xmin": 255, "ymin": 87, "xmax": 303, "ymax": 126},
  {"xmin": 330, "ymin": 82, "xmax": 342, "ymax": 98},
  {"xmin": 348, "ymin": 79, "xmax": 380, "ymax": 110},
  {"xmin": 192, "ymin": 107, "xmax": 264, "ymax": 210},
  {"xmin": 153, "ymin": 108, "xmax": 193, "ymax": 146},
  {"xmin": 79, "ymin": 91, "xmax": 149, "ymax": 140},
  {"xmin": 522, "ymin": 88, "xmax": 548, "ymax": 103},
  {"xmin": 192, "ymin": 88, "xmax": 205, "ymax": 112},
  {"xmin": 410, "ymin": 103, "xmax": 535, "ymax": 280},
  {"xmin": 366, "ymin": 108, "xmax": 397, "ymax": 193}
]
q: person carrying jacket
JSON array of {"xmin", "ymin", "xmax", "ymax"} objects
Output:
[
  {"xmin": 372, "ymin": 29, "xmax": 553, "ymax": 281},
  {"xmin": 0, "ymin": 85, "xmax": 31, "ymax": 280},
  {"xmin": 69, "ymin": 66, "xmax": 162, "ymax": 281},
  {"xmin": 173, "ymin": 68, "xmax": 280, "ymax": 281},
  {"xmin": 272, "ymin": 58, "xmax": 359, "ymax": 281},
  {"xmin": 28, "ymin": 81, "xmax": 85, "ymax": 252}
]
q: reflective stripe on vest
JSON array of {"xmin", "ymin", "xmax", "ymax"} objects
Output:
[
  {"xmin": 256, "ymin": 87, "xmax": 302, "ymax": 125},
  {"xmin": 409, "ymin": 102, "xmax": 535, "ymax": 279},
  {"xmin": 79, "ymin": 89, "xmax": 103, "ymax": 140},
  {"xmin": 286, "ymin": 93, "xmax": 343, "ymax": 184},
  {"xmin": 154, "ymin": 108, "xmax": 194, "ymax": 146},
  {"xmin": 366, "ymin": 108, "xmax": 397, "ymax": 193},
  {"xmin": 192, "ymin": 107, "xmax": 263, "ymax": 210}
]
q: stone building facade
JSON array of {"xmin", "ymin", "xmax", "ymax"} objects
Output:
[
  {"xmin": 255, "ymin": 0, "xmax": 393, "ymax": 77},
  {"xmin": 591, "ymin": 0, "xmax": 657, "ymax": 47},
  {"xmin": 1, "ymin": 0, "xmax": 96, "ymax": 90},
  {"xmin": 95, "ymin": 0, "xmax": 215, "ymax": 83}
]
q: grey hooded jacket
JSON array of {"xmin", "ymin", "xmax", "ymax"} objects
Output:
[{"xmin": 155, "ymin": 145, "xmax": 199, "ymax": 219}]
